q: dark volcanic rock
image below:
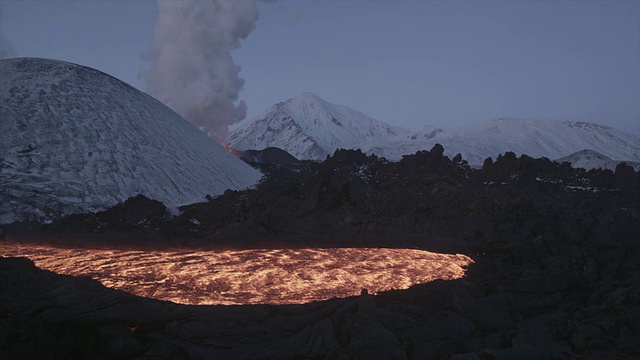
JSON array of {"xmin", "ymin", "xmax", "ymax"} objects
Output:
[
  {"xmin": 2, "ymin": 147, "xmax": 640, "ymax": 358},
  {"xmin": 44, "ymin": 194, "xmax": 167, "ymax": 234},
  {"xmin": 3, "ymin": 215, "xmax": 639, "ymax": 359},
  {"xmin": 240, "ymin": 146, "xmax": 301, "ymax": 165},
  {"xmin": 613, "ymin": 162, "xmax": 638, "ymax": 191},
  {"xmin": 21, "ymin": 146, "xmax": 637, "ymax": 243}
]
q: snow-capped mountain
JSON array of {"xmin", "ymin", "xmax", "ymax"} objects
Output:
[
  {"xmin": 439, "ymin": 118, "xmax": 640, "ymax": 165},
  {"xmin": 0, "ymin": 58, "xmax": 262, "ymax": 224},
  {"xmin": 556, "ymin": 149, "xmax": 640, "ymax": 172},
  {"xmin": 227, "ymin": 92, "xmax": 415, "ymax": 160},
  {"xmin": 228, "ymin": 93, "xmax": 640, "ymax": 165}
]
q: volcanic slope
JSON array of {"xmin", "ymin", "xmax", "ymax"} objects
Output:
[
  {"xmin": 228, "ymin": 93, "xmax": 640, "ymax": 164},
  {"xmin": 0, "ymin": 58, "xmax": 262, "ymax": 224},
  {"xmin": 226, "ymin": 92, "xmax": 438, "ymax": 161}
]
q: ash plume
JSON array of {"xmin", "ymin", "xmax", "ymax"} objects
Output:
[{"xmin": 143, "ymin": 0, "xmax": 258, "ymax": 143}]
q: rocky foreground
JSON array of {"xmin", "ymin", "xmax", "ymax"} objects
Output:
[
  {"xmin": 1, "ymin": 230, "xmax": 638, "ymax": 359},
  {"xmin": 1, "ymin": 146, "xmax": 639, "ymax": 359}
]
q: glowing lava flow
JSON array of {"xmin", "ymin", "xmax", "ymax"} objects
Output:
[
  {"xmin": 0, "ymin": 243, "xmax": 473, "ymax": 305},
  {"xmin": 223, "ymin": 144, "xmax": 245, "ymax": 158}
]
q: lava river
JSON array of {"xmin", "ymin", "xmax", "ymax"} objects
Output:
[{"xmin": 1, "ymin": 243, "xmax": 473, "ymax": 305}]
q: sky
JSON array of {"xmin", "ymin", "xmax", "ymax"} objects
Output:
[{"xmin": 1, "ymin": 0, "xmax": 639, "ymax": 135}]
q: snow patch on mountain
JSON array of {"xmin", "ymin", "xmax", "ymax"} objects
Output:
[
  {"xmin": 227, "ymin": 103, "xmax": 326, "ymax": 160},
  {"xmin": 441, "ymin": 118, "xmax": 640, "ymax": 165},
  {"xmin": 228, "ymin": 93, "xmax": 640, "ymax": 165},
  {"xmin": 556, "ymin": 149, "xmax": 640, "ymax": 172},
  {"xmin": 228, "ymin": 92, "xmax": 410, "ymax": 160},
  {"xmin": 0, "ymin": 58, "xmax": 262, "ymax": 224}
]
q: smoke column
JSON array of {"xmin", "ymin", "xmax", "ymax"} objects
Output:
[{"xmin": 143, "ymin": 0, "xmax": 258, "ymax": 143}]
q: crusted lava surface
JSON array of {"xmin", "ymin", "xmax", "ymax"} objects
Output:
[{"xmin": 1, "ymin": 145, "xmax": 639, "ymax": 359}]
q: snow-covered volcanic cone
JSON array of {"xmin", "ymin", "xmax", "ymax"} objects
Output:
[{"xmin": 0, "ymin": 58, "xmax": 262, "ymax": 224}]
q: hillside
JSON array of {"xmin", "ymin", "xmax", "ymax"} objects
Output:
[
  {"xmin": 0, "ymin": 58, "xmax": 262, "ymax": 224},
  {"xmin": 227, "ymin": 92, "xmax": 418, "ymax": 160}
]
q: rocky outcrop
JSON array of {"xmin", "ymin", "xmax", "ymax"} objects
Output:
[
  {"xmin": 44, "ymin": 195, "xmax": 167, "ymax": 234},
  {"xmin": 2, "ymin": 211, "xmax": 639, "ymax": 359},
  {"xmin": 614, "ymin": 162, "xmax": 638, "ymax": 191},
  {"xmin": 2, "ymin": 146, "xmax": 639, "ymax": 358},
  {"xmin": 12, "ymin": 145, "xmax": 634, "ymax": 241},
  {"xmin": 157, "ymin": 146, "xmax": 637, "ymax": 242},
  {"xmin": 6, "ymin": 146, "xmax": 636, "ymax": 249},
  {"xmin": 240, "ymin": 147, "xmax": 301, "ymax": 165}
]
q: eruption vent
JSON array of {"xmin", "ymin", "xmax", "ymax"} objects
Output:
[{"xmin": 143, "ymin": 0, "xmax": 258, "ymax": 143}]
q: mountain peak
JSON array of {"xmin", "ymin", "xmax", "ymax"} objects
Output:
[
  {"xmin": 292, "ymin": 92, "xmax": 323, "ymax": 102},
  {"xmin": 228, "ymin": 93, "xmax": 414, "ymax": 160},
  {"xmin": 229, "ymin": 96, "xmax": 640, "ymax": 164},
  {"xmin": 284, "ymin": 92, "xmax": 328, "ymax": 110},
  {"xmin": 0, "ymin": 57, "xmax": 262, "ymax": 224}
]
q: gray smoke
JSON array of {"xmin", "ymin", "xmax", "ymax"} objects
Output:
[{"xmin": 143, "ymin": 0, "xmax": 258, "ymax": 143}]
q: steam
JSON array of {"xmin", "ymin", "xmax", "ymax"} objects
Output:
[
  {"xmin": 143, "ymin": 0, "xmax": 258, "ymax": 143},
  {"xmin": 0, "ymin": 9, "xmax": 16, "ymax": 59}
]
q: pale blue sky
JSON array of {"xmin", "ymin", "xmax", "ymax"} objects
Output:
[{"xmin": 2, "ymin": 0, "xmax": 639, "ymax": 134}]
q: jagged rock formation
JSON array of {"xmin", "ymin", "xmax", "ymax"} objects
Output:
[
  {"xmin": 2, "ymin": 146, "xmax": 639, "ymax": 358},
  {"xmin": 13, "ymin": 145, "xmax": 637, "ymax": 245},
  {"xmin": 240, "ymin": 147, "xmax": 300, "ymax": 165},
  {"xmin": 156, "ymin": 146, "xmax": 636, "ymax": 241},
  {"xmin": 2, "ymin": 202, "xmax": 639, "ymax": 359}
]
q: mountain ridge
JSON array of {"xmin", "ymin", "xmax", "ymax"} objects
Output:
[
  {"xmin": 228, "ymin": 92, "xmax": 426, "ymax": 160},
  {"xmin": 228, "ymin": 93, "xmax": 640, "ymax": 166},
  {"xmin": 556, "ymin": 149, "xmax": 640, "ymax": 172}
]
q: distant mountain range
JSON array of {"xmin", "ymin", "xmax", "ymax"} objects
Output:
[
  {"xmin": 556, "ymin": 149, "xmax": 640, "ymax": 172},
  {"xmin": 0, "ymin": 58, "xmax": 261, "ymax": 224},
  {"xmin": 227, "ymin": 92, "xmax": 640, "ymax": 167}
]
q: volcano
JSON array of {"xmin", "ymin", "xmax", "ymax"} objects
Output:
[
  {"xmin": 228, "ymin": 93, "xmax": 640, "ymax": 164},
  {"xmin": 0, "ymin": 58, "xmax": 262, "ymax": 224}
]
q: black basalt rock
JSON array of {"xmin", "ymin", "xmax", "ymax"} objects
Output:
[
  {"xmin": 613, "ymin": 162, "xmax": 638, "ymax": 192},
  {"xmin": 482, "ymin": 157, "xmax": 493, "ymax": 169}
]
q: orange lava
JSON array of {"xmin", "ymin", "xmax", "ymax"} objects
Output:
[
  {"xmin": 0, "ymin": 243, "xmax": 473, "ymax": 305},
  {"xmin": 223, "ymin": 144, "xmax": 245, "ymax": 158}
]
